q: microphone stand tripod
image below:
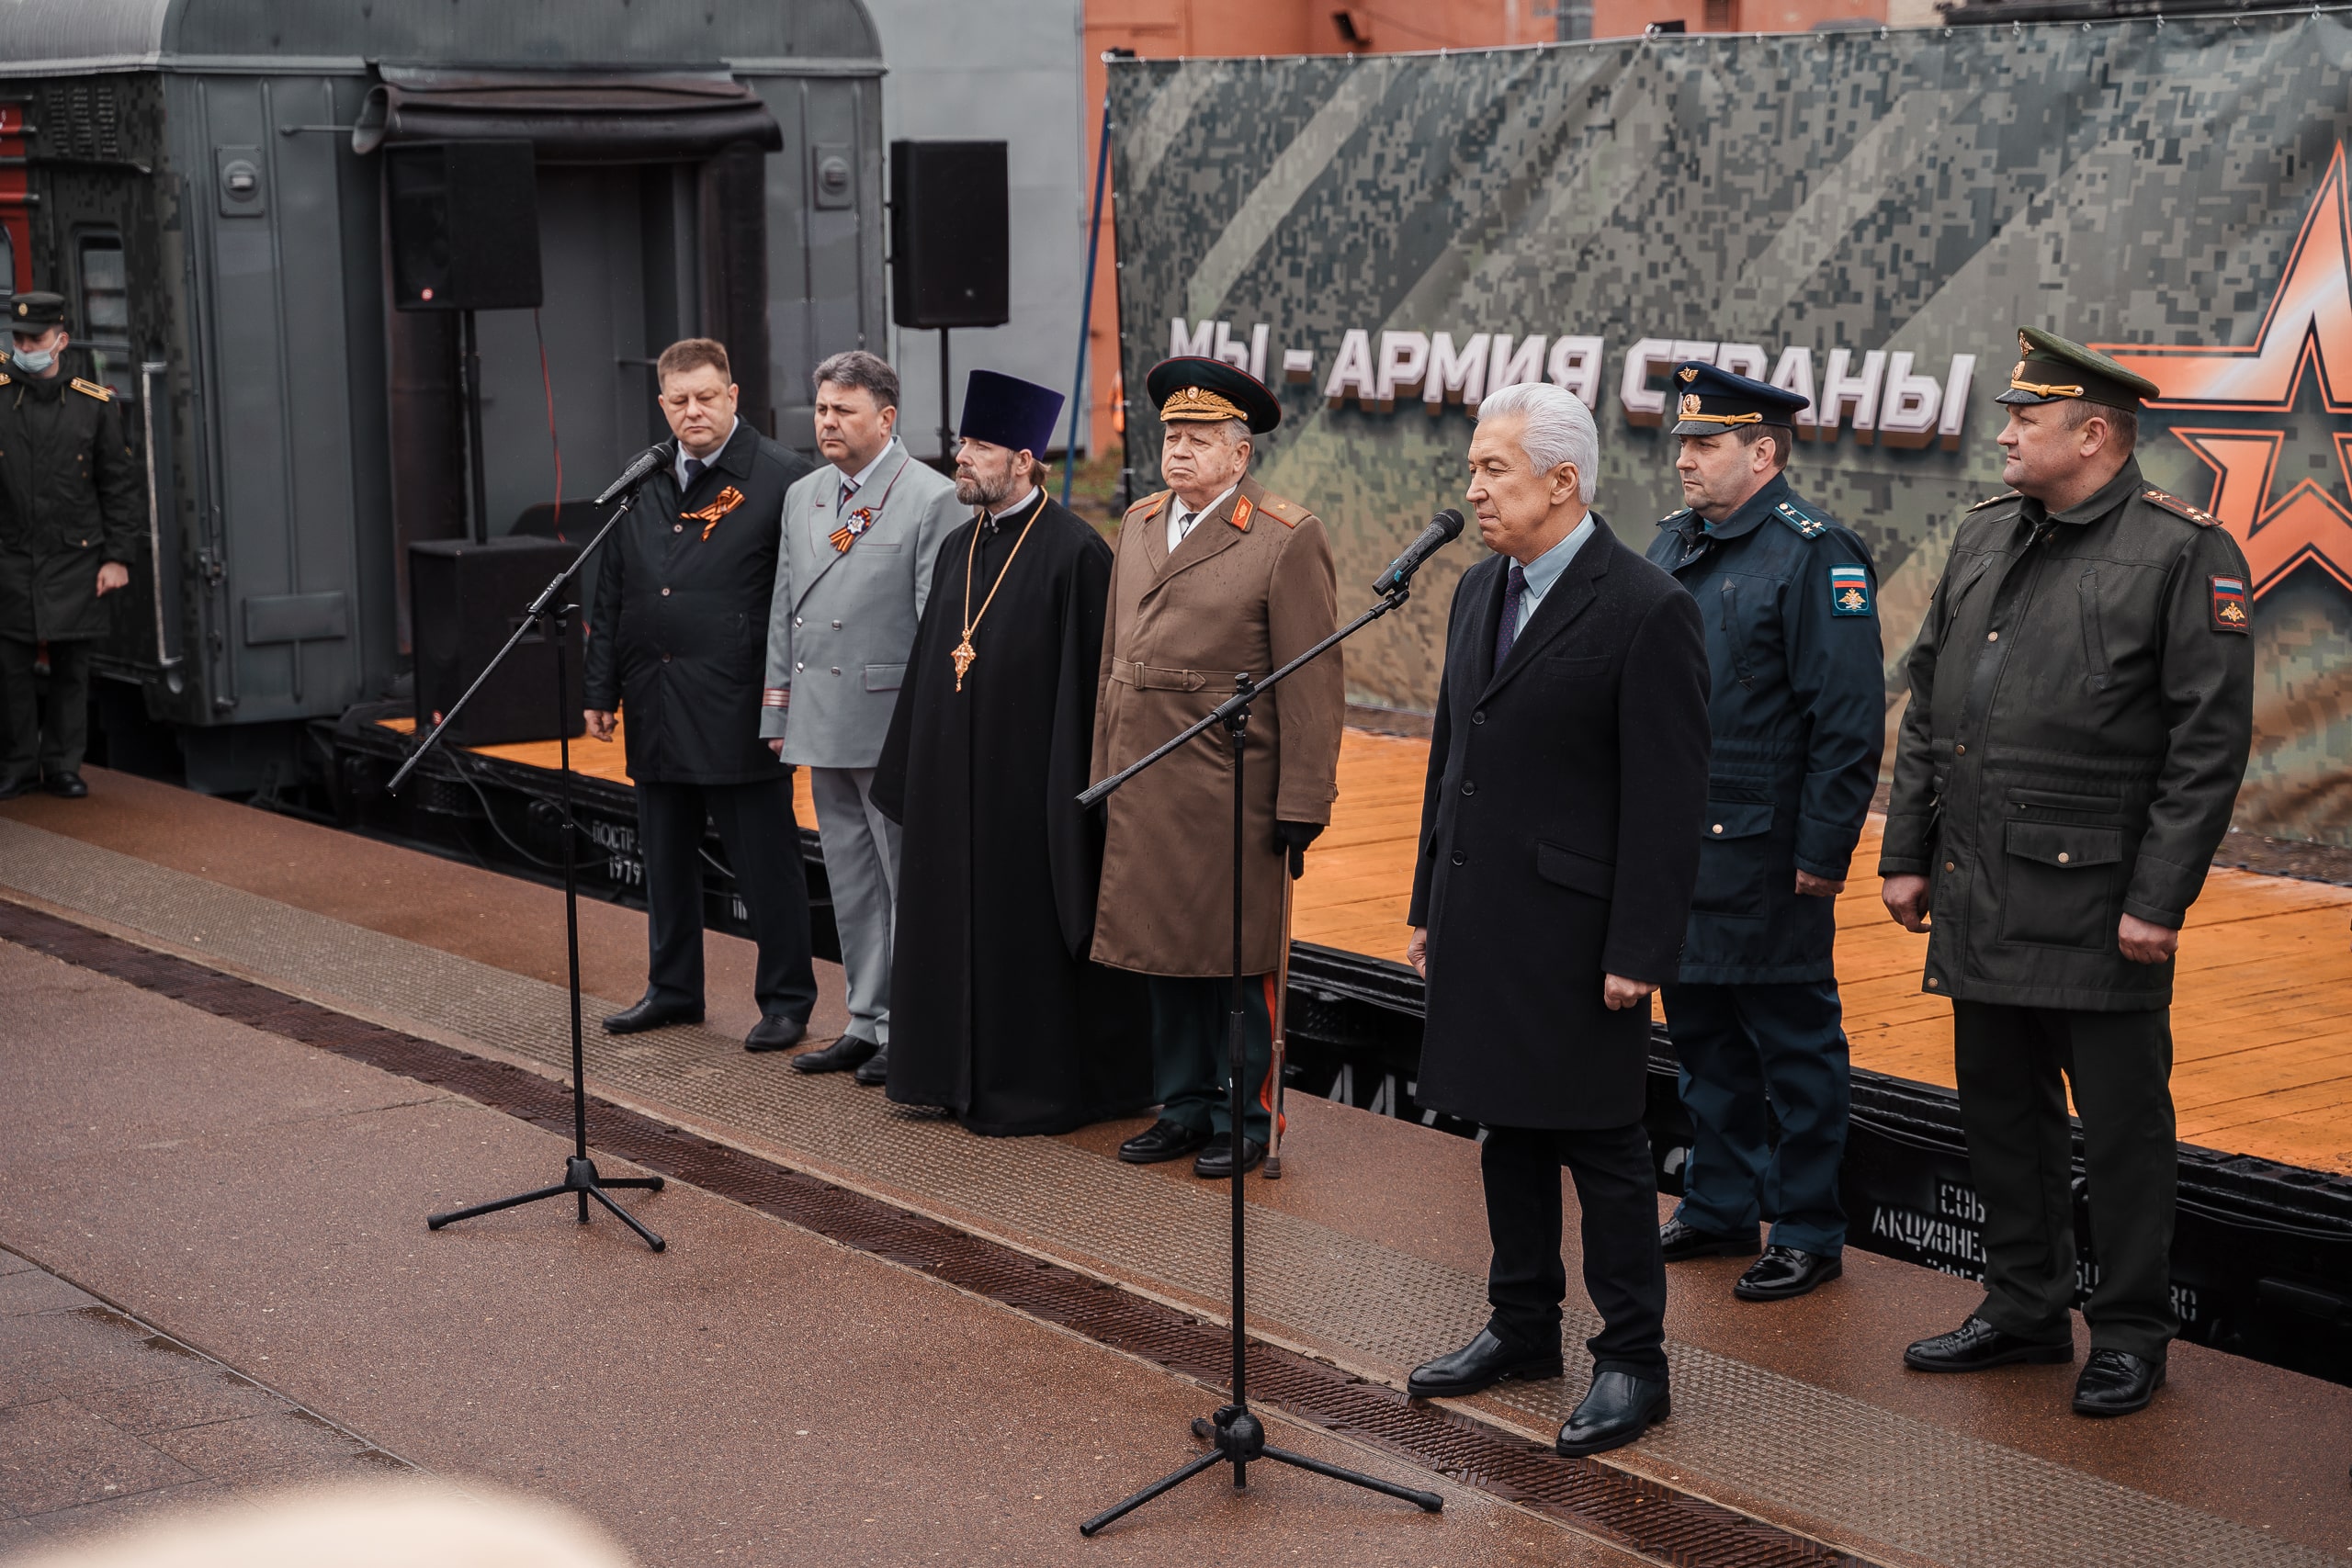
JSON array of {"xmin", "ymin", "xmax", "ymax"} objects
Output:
[
  {"xmin": 1077, "ymin": 581, "xmax": 1446, "ymax": 1536},
  {"xmin": 390, "ymin": 485, "xmax": 667, "ymax": 1252}
]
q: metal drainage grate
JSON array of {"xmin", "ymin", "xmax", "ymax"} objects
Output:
[{"xmin": 0, "ymin": 898, "xmax": 1871, "ymax": 1567}]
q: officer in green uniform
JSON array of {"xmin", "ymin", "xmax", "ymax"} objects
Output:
[
  {"xmin": 1879, "ymin": 328, "xmax": 2255, "ymax": 1418},
  {"xmin": 0, "ymin": 291, "xmax": 141, "ymax": 799}
]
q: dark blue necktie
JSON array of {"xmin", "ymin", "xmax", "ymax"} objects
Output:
[
  {"xmin": 684, "ymin": 457, "xmax": 707, "ymax": 489},
  {"xmin": 1494, "ymin": 563, "xmax": 1527, "ymax": 670}
]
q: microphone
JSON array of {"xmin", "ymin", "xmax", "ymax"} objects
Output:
[
  {"xmin": 1371, "ymin": 508, "xmax": 1466, "ymax": 594},
  {"xmin": 594, "ymin": 440, "xmax": 677, "ymax": 507}
]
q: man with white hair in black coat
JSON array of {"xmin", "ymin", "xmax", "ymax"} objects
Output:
[{"xmin": 1402, "ymin": 381, "xmax": 1712, "ymax": 1459}]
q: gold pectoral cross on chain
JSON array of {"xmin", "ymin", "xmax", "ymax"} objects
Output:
[{"xmin": 952, "ymin": 498, "xmax": 1044, "ymax": 695}]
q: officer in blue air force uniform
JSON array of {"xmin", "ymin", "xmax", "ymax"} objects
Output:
[{"xmin": 1642, "ymin": 362, "xmax": 1884, "ymax": 1303}]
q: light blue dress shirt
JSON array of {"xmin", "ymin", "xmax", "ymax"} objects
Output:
[{"xmin": 1512, "ymin": 512, "xmax": 1595, "ymax": 637}]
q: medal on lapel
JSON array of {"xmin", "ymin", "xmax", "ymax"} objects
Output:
[
  {"xmin": 829, "ymin": 507, "xmax": 877, "ymax": 554},
  {"xmin": 682, "ymin": 486, "xmax": 745, "ymax": 541},
  {"xmin": 827, "ymin": 455, "xmax": 914, "ymax": 555}
]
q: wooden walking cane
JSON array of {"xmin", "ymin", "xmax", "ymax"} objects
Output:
[{"xmin": 1264, "ymin": 869, "xmax": 1295, "ymax": 1179}]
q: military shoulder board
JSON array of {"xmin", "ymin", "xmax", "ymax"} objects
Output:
[
  {"xmin": 1126, "ymin": 490, "xmax": 1170, "ymax": 523},
  {"xmin": 0, "ymin": 371, "xmax": 11, "ymax": 387},
  {"xmin": 1255, "ymin": 494, "xmax": 1307, "ymax": 528},
  {"xmin": 2143, "ymin": 488, "xmax": 2222, "ymax": 527},
  {"xmin": 1771, "ymin": 500, "xmax": 1826, "ymax": 539},
  {"xmin": 1964, "ymin": 491, "xmax": 2020, "ymax": 513},
  {"xmin": 1657, "ymin": 506, "xmax": 1693, "ymax": 528},
  {"xmin": 69, "ymin": 377, "xmax": 112, "ymax": 402}
]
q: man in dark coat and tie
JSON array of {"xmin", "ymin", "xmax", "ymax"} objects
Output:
[
  {"xmin": 872, "ymin": 371, "xmax": 1150, "ymax": 1134},
  {"xmin": 1403, "ymin": 381, "xmax": 1712, "ymax": 1459},
  {"xmin": 583, "ymin": 337, "xmax": 820, "ymax": 1050}
]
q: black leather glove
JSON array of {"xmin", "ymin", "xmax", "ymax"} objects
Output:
[{"xmin": 1273, "ymin": 819, "xmax": 1324, "ymax": 880}]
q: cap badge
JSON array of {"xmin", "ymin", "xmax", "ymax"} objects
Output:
[
  {"xmin": 1679, "ymin": 392, "xmax": 1702, "ymax": 417},
  {"xmin": 1159, "ymin": 384, "xmax": 1247, "ymax": 423},
  {"xmin": 1679, "ymin": 367, "xmax": 1699, "ymax": 383}
]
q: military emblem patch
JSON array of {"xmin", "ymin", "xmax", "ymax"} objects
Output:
[
  {"xmin": 1830, "ymin": 564, "xmax": 1872, "ymax": 616},
  {"xmin": 1679, "ymin": 392, "xmax": 1702, "ymax": 417},
  {"xmin": 2211, "ymin": 575, "xmax": 2250, "ymax": 633},
  {"xmin": 1679, "ymin": 366, "xmax": 1700, "ymax": 383}
]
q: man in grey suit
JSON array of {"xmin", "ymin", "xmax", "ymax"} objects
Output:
[{"xmin": 763, "ymin": 351, "xmax": 960, "ymax": 1081}]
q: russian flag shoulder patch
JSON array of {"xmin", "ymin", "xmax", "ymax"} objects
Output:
[
  {"xmin": 1829, "ymin": 563, "xmax": 1872, "ymax": 617},
  {"xmin": 2211, "ymin": 575, "xmax": 2250, "ymax": 634}
]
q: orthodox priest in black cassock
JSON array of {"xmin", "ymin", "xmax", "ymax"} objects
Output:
[{"xmin": 871, "ymin": 370, "xmax": 1151, "ymax": 1135}]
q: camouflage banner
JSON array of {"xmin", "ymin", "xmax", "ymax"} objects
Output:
[{"xmin": 1109, "ymin": 14, "xmax": 2352, "ymax": 843}]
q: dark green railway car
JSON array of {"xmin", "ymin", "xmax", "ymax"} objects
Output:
[{"xmin": 0, "ymin": 0, "xmax": 886, "ymax": 791}]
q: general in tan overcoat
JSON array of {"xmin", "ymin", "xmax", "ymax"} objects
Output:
[{"xmin": 1094, "ymin": 357, "xmax": 1342, "ymax": 1179}]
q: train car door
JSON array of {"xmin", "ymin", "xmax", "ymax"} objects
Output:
[{"xmin": 472, "ymin": 164, "xmax": 700, "ymax": 537}]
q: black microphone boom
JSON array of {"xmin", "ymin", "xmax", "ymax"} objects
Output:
[
  {"xmin": 595, "ymin": 441, "xmax": 676, "ymax": 507},
  {"xmin": 1371, "ymin": 508, "xmax": 1466, "ymax": 594}
]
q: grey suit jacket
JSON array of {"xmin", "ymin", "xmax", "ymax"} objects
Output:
[{"xmin": 760, "ymin": 439, "xmax": 961, "ymax": 768}]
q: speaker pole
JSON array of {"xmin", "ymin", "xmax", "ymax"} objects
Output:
[
  {"xmin": 937, "ymin": 328, "xmax": 955, "ymax": 467},
  {"xmin": 460, "ymin": 309, "xmax": 492, "ymax": 545}
]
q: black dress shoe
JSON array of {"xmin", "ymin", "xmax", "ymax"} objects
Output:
[
  {"xmin": 1733, "ymin": 1245, "xmax": 1842, "ymax": 1302},
  {"xmin": 600, "ymin": 995, "xmax": 704, "ymax": 1034},
  {"xmin": 41, "ymin": 772, "xmax": 87, "ymax": 799},
  {"xmin": 1658, "ymin": 1215, "xmax": 1759, "ymax": 1261},
  {"xmin": 1406, "ymin": 1328, "xmax": 1564, "ymax": 1399},
  {"xmin": 1555, "ymin": 1371, "xmax": 1670, "ymax": 1457},
  {"xmin": 1903, "ymin": 1315, "xmax": 2074, "ymax": 1373},
  {"xmin": 2072, "ymin": 1348, "xmax": 2165, "ymax": 1416},
  {"xmin": 788, "ymin": 1035, "xmax": 877, "ymax": 1075},
  {"xmin": 1193, "ymin": 1137, "xmax": 1264, "ymax": 1179},
  {"xmin": 742, "ymin": 1015, "xmax": 808, "ymax": 1053},
  {"xmin": 1118, "ymin": 1120, "xmax": 1210, "ymax": 1165},
  {"xmin": 852, "ymin": 1045, "xmax": 890, "ymax": 1086},
  {"xmin": 0, "ymin": 777, "xmax": 34, "ymax": 802}
]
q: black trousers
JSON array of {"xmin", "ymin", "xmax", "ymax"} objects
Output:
[
  {"xmin": 1146, "ymin": 974, "xmax": 1272, "ymax": 1142},
  {"xmin": 1482, "ymin": 1122, "xmax": 1669, "ymax": 1382},
  {"xmin": 0, "ymin": 637, "xmax": 92, "ymax": 785},
  {"xmin": 637, "ymin": 776, "xmax": 818, "ymax": 1023},
  {"xmin": 1952, "ymin": 1000, "xmax": 2177, "ymax": 1360}
]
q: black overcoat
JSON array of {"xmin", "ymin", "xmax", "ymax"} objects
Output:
[
  {"xmin": 0, "ymin": 369, "xmax": 141, "ymax": 643},
  {"xmin": 1408, "ymin": 517, "xmax": 1712, "ymax": 1131},
  {"xmin": 871, "ymin": 496, "xmax": 1151, "ymax": 1135},
  {"xmin": 583, "ymin": 422, "xmax": 813, "ymax": 784}
]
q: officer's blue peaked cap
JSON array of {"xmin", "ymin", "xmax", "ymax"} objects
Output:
[{"xmin": 1668, "ymin": 360, "xmax": 1810, "ymax": 436}]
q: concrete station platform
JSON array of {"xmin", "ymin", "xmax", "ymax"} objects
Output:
[{"xmin": 2, "ymin": 771, "xmax": 2349, "ymax": 1566}]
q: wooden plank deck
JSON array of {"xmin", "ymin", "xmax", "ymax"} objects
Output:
[{"xmin": 392, "ymin": 719, "xmax": 2352, "ymax": 1177}]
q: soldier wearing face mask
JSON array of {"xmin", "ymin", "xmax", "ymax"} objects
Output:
[{"xmin": 0, "ymin": 292, "xmax": 141, "ymax": 800}]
